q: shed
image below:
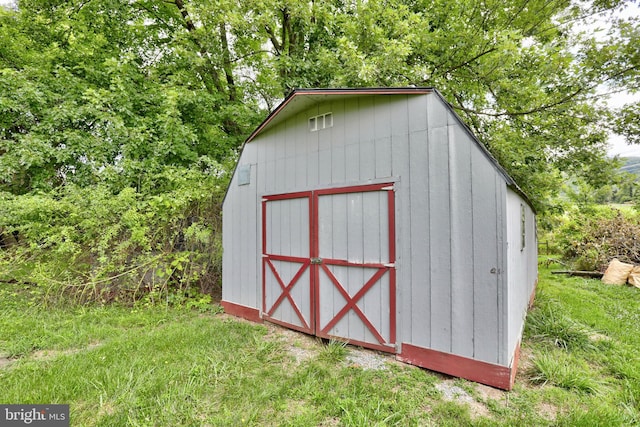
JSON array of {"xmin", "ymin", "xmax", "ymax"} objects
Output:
[{"xmin": 221, "ymin": 88, "xmax": 537, "ymax": 390}]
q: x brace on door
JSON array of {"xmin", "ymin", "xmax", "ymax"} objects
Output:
[
  {"xmin": 264, "ymin": 257, "xmax": 311, "ymax": 330},
  {"xmin": 262, "ymin": 183, "xmax": 396, "ymax": 352},
  {"xmin": 318, "ymin": 262, "xmax": 389, "ymax": 345}
]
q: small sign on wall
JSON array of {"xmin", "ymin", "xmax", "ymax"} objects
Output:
[{"xmin": 237, "ymin": 164, "xmax": 251, "ymax": 186}]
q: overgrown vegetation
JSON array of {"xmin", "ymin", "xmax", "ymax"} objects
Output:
[
  {"xmin": 1, "ymin": 261, "xmax": 639, "ymax": 425},
  {"xmin": 0, "ymin": 169, "xmax": 226, "ymax": 304},
  {"xmin": 549, "ymin": 205, "xmax": 640, "ymax": 270}
]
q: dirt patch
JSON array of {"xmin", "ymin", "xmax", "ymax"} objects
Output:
[
  {"xmin": 474, "ymin": 383, "xmax": 508, "ymax": 405},
  {"xmin": 287, "ymin": 343, "xmax": 318, "ymax": 365},
  {"xmin": 0, "ymin": 343, "xmax": 104, "ymax": 370},
  {"xmin": 436, "ymin": 381, "xmax": 475, "ymax": 403},
  {"xmin": 537, "ymin": 402, "xmax": 559, "ymax": 422},
  {"xmin": 267, "ymin": 326, "xmax": 320, "ymax": 365},
  {"xmin": 467, "ymin": 400, "xmax": 491, "ymax": 420},
  {"xmin": 29, "ymin": 342, "xmax": 103, "ymax": 362},
  {"xmin": 346, "ymin": 348, "xmax": 390, "ymax": 371},
  {"xmin": 0, "ymin": 356, "xmax": 14, "ymax": 368},
  {"xmin": 515, "ymin": 346, "xmax": 538, "ymax": 387},
  {"xmin": 260, "ymin": 322, "xmax": 391, "ymax": 370},
  {"xmin": 589, "ymin": 333, "xmax": 611, "ymax": 342},
  {"xmin": 0, "ymin": 343, "xmax": 101, "ymax": 369},
  {"xmin": 435, "ymin": 380, "xmax": 492, "ymax": 420},
  {"xmin": 518, "ymin": 346, "xmax": 535, "ymax": 374},
  {"xmin": 319, "ymin": 417, "xmax": 341, "ymax": 426}
]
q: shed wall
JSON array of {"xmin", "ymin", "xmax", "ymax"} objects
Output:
[
  {"xmin": 505, "ymin": 188, "xmax": 538, "ymax": 358},
  {"xmin": 223, "ymin": 92, "xmax": 532, "ymax": 370},
  {"xmin": 398, "ymin": 94, "xmax": 508, "ymax": 365},
  {"xmin": 222, "ymin": 143, "xmax": 259, "ymax": 309}
]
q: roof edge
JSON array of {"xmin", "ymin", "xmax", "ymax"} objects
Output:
[{"xmin": 244, "ymin": 87, "xmax": 434, "ymax": 144}]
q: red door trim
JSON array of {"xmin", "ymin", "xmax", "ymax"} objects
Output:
[
  {"xmin": 319, "ymin": 258, "xmax": 389, "ymax": 268},
  {"xmin": 313, "ymin": 183, "xmax": 397, "ymax": 351},
  {"xmin": 262, "ymin": 183, "xmax": 397, "ymax": 352},
  {"xmin": 262, "ymin": 192, "xmax": 314, "ymax": 334},
  {"xmin": 387, "ymin": 188, "xmax": 397, "ymax": 344},
  {"xmin": 314, "ymin": 182, "xmax": 393, "ymax": 195}
]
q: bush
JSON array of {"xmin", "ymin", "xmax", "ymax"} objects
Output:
[
  {"xmin": 0, "ymin": 168, "xmax": 226, "ymax": 305},
  {"xmin": 556, "ymin": 207, "xmax": 640, "ymax": 271}
]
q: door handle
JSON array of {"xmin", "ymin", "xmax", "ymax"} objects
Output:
[{"xmin": 310, "ymin": 257, "xmax": 323, "ymax": 265}]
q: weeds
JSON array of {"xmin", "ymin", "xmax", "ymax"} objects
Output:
[
  {"xmin": 525, "ymin": 294, "xmax": 593, "ymax": 352},
  {"xmin": 318, "ymin": 338, "xmax": 349, "ymax": 363},
  {"xmin": 0, "ymin": 176, "xmax": 225, "ymax": 306},
  {"xmin": 555, "ymin": 206, "xmax": 640, "ymax": 270},
  {"xmin": 529, "ymin": 351, "xmax": 602, "ymax": 394}
]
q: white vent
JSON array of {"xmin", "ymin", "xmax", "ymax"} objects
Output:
[{"xmin": 309, "ymin": 112, "xmax": 333, "ymax": 132}]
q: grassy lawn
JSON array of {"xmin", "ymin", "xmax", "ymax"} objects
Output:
[{"xmin": 1, "ymin": 260, "xmax": 639, "ymax": 426}]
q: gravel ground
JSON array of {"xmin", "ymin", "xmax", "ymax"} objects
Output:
[
  {"xmin": 435, "ymin": 381, "xmax": 475, "ymax": 403},
  {"xmin": 345, "ymin": 348, "xmax": 389, "ymax": 370}
]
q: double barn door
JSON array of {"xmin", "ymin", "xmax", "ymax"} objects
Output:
[{"xmin": 262, "ymin": 183, "xmax": 396, "ymax": 352}]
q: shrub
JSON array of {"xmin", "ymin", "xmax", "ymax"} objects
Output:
[
  {"xmin": 0, "ymin": 168, "xmax": 227, "ymax": 305},
  {"xmin": 556, "ymin": 207, "xmax": 640, "ymax": 271}
]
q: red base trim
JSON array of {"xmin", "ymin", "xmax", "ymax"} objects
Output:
[
  {"xmin": 221, "ymin": 301, "xmax": 263, "ymax": 323},
  {"xmin": 398, "ymin": 343, "xmax": 516, "ymax": 390}
]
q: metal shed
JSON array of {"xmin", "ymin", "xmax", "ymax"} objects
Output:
[{"xmin": 221, "ymin": 88, "xmax": 537, "ymax": 390}]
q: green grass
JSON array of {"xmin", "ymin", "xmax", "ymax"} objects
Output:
[{"xmin": 1, "ymin": 259, "xmax": 640, "ymax": 426}]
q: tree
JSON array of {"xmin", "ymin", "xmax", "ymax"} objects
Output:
[
  {"xmin": 0, "ymin": 0, "xmax": 261, "ymax": 194},
  {"xmin": 1, "ymin": 0, "xmax": 638, "ymax": 207}
]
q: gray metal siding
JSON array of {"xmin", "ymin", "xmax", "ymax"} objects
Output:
[
  {"xmin": 469, "ymin": 141, "xmax": 501, "ymax": 364},
  {"xmin": 222, "ymin": 143, "xmax": 259, "ymax": 309},
  {"xmin": 407, "ymin": 129, "xmax": 430, "ymax": 347},
  {"xmin": 449, "ymin": 124, "xmax": 475, "ymax": 359},
  {"xmin": 398, "ymin": 95, "xmax": 505, "ymax": 365},
  {"xmin": 428, "ymin": 124, "xmax": 452, "ymax": 353},
  {"xmin": 223, "ymin": 91, "xmax": 534, "ymax": 368},
  {"xmin": 252, "ymin": 96, "xmax": 408, "ymax": 195},
  {"xmin": 506, "ymin": 188, "xmax": 538, "ymax": 360}
]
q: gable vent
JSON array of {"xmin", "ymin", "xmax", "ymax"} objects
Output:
[{"xmin": 309, "ymin": 112, "xmax": 333, "ymax": 132}]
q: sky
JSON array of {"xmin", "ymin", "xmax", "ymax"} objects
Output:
[
  {"xmin": 588, "ymin": 3, "xmax": 640, "ymax": 158},
  {"xmin": 0, "ymin": 0, "xmax": 638, "ymax": 157},
  {"xmin": 607, "ymin": 91, "xmax": 639, "ymax": 158}
]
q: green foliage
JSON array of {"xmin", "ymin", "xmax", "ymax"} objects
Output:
[
  {"xmin": 530, "ymin": 350, "xmax": 603, "ymax": 394},
  {"xmin": 1, "ymin": 0, "xmax": 638, "ymax": 207},
  {"xmin": 1, "ymin": 0, "xmax": 639, "ymax": 303},
  {"xmin": 554, "ymin": 206, "xmax": 640, "ymax": 270},
  {"xmin": 525, "ymin": 295, "xmax": 594, "ymax": 352},
  {"xmin": 0, "ymin": 169, "xmax": 226, "ymax": 304}
]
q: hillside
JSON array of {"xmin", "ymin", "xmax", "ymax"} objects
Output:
[{"xmin": 619, "ymin": 157, "xmax": 640, "ymax": 176}]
